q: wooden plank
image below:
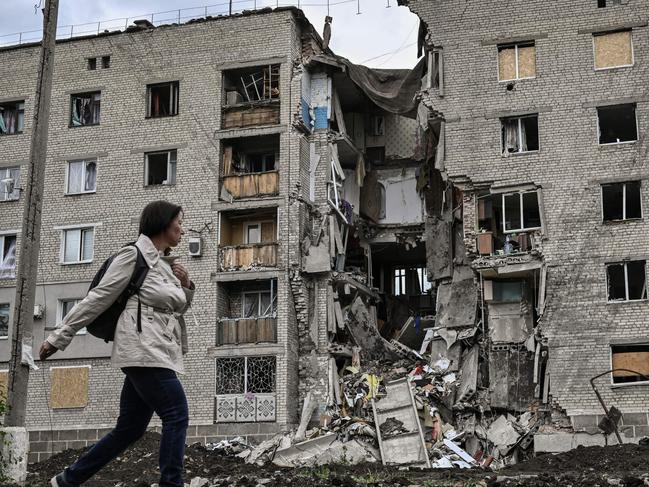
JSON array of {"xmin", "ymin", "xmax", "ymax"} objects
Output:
[
  {"xmin": 261, "ymin": 222, "xmax": 275, "ymax": 243},
  {"xmin": 223, "ymin": 146, "xmax": 233, "ymax": 175},
  {"xmin": 51, "ymin": 366, "xmax": 90, "ymax": 409},
  {"xmin": 0, "ymin": 371, "xmax": 7, "ymax": 400},
  {"xmin": 332, "ymin": 217, "xmax": 344, "ymax": 255},
  {"xmin": 612, "ymin": 351, "xmax": 649, "ymax": 376}
]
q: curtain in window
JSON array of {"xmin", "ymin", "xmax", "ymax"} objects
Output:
[
  {"xmin": 243, "ymin": 294, "xmax": 258, "ymax": 318},
  {"xmin": 0, "ymin": 304, "xmax": 9, "ymax": 337},
  {"xmin": 64, "ymin": 230, "xmax": 81, "ymax": 262},
  {"xmin": 85, "ymin": 162, "xmax": 97, "ymax": 191},
  {"xmin": 82, "ymin": 229, "xmax": 94, "ymax": 261},
  {"xmin": 503, "ymin": 119, "xmax": 519, "ymax": 155},
  {"xmin": 8, "ymin": 168, "xmax": 20, "ymax": 199},
  {"xmin": 0, "ymin": 241, "xmax": 16, "ymax": 278},
  {"xmin": 0, "ymin": 111, "xmax": 7, "ymax": 134},
  {"xmin": 3, "ymin": 109, "xmax": 17, "ymax": 134},
  {"xmin": 519, "ymin": 119, "xmax": 528, "ymax": 152},
  {"xmin": 68, "ymin": 161, "xmax": 84, "ymax": 193}
]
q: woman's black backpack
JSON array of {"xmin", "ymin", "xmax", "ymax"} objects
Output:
[{"xmin": 85, "ymin": 244, "xmax": 149, "ymax": 342}]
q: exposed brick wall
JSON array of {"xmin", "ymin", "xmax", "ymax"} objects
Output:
[{"xmin": 405, "ymin": 0, "xmax": 649, "ymax": 416}]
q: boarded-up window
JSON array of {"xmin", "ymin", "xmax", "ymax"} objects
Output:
[
  {"xmin": 0, "ymin": 370, "xmax": 7, "ymax": 401},
  {"xmin": 498, "ymin": 42, "xmax": 536, "ymax": 81},
  {"xmin": 50, "ymin": 366, "xmax": 90, "ymax": 409},
  {"xmin": 594, "ymin": 31, "xmax": 633, "ymax": 69},
  {"xmin": 611, "ymin": 344, "xmax": 649, "ymax": 384}
]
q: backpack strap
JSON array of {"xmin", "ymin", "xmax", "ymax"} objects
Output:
[{"xmin": 123, "ymin": 244, "xmax": 150, "ymax": 334}]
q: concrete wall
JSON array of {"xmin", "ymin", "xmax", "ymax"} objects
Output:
[
  {"xmin": 0, "ymin": 8, "xmax": 311, "ymax": 435},
  {"xmin": 403, "ymin": 0, "xmax": 649, "ymax": 417}
]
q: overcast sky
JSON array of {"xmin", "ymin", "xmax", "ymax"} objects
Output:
[{"xmin": 0, "ymin": 0, "xmax": 420, "ymax": 68}]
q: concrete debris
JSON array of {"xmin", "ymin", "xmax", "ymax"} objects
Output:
[{"xmin": 273, "ymin": 433, "xmax": 380, "ymax": 468}]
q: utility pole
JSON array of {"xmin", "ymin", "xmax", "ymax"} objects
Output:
[{"xmin": 5, "ymin": 0, "xmax": 59, "ymax": 427}]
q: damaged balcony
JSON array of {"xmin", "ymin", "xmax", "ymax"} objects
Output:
[
  {"xmin": 215, "ymin": 279, "xmax": 277, "ymax": 346},
  {"xmin": 221, "ymin": 135, "xmax": 279, "ymax": 200},
  {"xmin": 222, "ymin": 64, "xmax": 280, "ymax": 130},
  {"xmin": 218, "ymin": 208, "xmax": 278, "ymax": 271}
]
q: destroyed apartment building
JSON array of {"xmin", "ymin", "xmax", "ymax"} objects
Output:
[{"xmin": 0, "ymin": 0, "xmax": 647, "ymax": 471}]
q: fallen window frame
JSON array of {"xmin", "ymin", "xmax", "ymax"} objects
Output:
[
  {"xmin": 606, "ymin": 260, "xmax": 647, "ymax": 302},
  {"xmin": 601, "ymin": 181, "xmax": 642, "ymax": 222}
]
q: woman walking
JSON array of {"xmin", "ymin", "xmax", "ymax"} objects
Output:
[{"xmin": 39, "ymin": 200, "xmax": 195, "ymax": 487}]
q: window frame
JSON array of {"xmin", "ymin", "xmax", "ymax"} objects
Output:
[
  {"xmin": 0, "ymin": 166, "xmax": 21, "ymax": 202},
  {"xmin": 144, "ymin": 150, "xmax": 177, "ymax": 187},
  {"xmin": 0, "ymin": 100, "xmax": 25, "ymax": 135},
  {"xmin": 501, "ymin": 114, "xmax": 540, "ymax": 155},
  {"xmin": 593, "ymin": 30, "xmax": 634, "ymax": 71},
  {"xmin": 497, "ymin": 41, "xmax": 536, "ymax": 82},
  {"xmin": 215, "ymin": 356, "xmax": 277, "ymax": 396},
  {"xmin": 606, "ymin": 260, "xmax": 648, "ymax": 303},
  {"xmin": 501, "ymin": 190, "xmax": 542, "ymax": 234},
  {"xmin": 610, "ymin": 343, "xmax": 649, "ymax": 386},
  {"xmin": 597, "ymin": 104, "xmax": 638, "ymax": 146},
  {"xmin": 65, "ymin": 159, "xmax": 97, "ymax": 195},
  {"xmin": 69, "ymin": 91, "xmax": 101, "ymax": 127},
  {"xmin": 0, "ymin": 233, "xmax": 17, "ymax": 279},
  {"xmin": 146, "ymin": 81, "xmax": 180, "ymax": 118},
  {"xmin": 241, "ymin": 290, "xmax": 276, "ymax": 318},
  {"xmin": 57, "ymin": 298, "xmax": 87, "ymax": 334},
  {"xmin": 59, "ymin": 225, "xmax": 97, "ymax": 265},
  {"xmin": 601, "ymin": 181, "xmax": 643, "ymax": 222},
  {"xmin": 0, "ymin": 303, "xmax": 10, "ymax": 339}
]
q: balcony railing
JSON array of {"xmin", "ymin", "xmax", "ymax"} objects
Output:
[
  {"xmin": 222, "ymin": 171, "xmax": 279, "ymax": 199},
  {"xmin": 216, "ymin": 317, "xmax": 277, "ymax": 345},
  {"xmin": 220, "ymin": 242, "xmax": 278, "ymax": 271},
  {"xmin": 222, "ymin": 101, "xmax": 280, "ymax": 129}
]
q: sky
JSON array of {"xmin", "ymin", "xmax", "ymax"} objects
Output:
[{"xmin": 0, "ymin": 0, "xmax": 421, "ymax": 69}]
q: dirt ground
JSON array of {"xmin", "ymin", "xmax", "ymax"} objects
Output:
[{"xmin": 22, "ymin": 432, "xmax": 649, "ymax": 487}]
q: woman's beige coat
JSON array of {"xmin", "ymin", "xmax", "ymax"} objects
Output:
[{"xmin": 46, "ymin": 234, "xmax": 194, "ymax": 374}]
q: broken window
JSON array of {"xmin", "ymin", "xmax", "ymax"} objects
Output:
[
  {"xmin": 0, "ymin": 235, "xmax": 17, "ymax": 279},
  {"xmin": 145, "ymin": 150, "xmax": 177, "ymax": 186},
  {"xmin": 0, "ymin": 167, "xmax": 21, "ymax": 201},
  {"xmin": 598, "ymin": 104, "xmax": 637, "ymax": 144},
  {"xmin": 71, "ymin": 92, "xmax": 101, "ymax": 127},
  {"xmin": 602, "ymin": 181, "xmax": 641, "ymax": 221},
  {"xmin": 594, "ymin": 31, "xmax": 633, "ymax": 70},
  {"xmin": 101, "ymin": 56, "xmax": 111, "ymax": 69},
  {"xmin": 215, "ymin": 356, "xmax": 276, "ymax": 394},
  {"xmin": 394, "ymin": 267, "xmax": 431, "ymax": 296},
  {"xmin": 493, "ymin": 281, "xmax": 523, "ymax": 302},
  {"xmin": 58, "ymin": 299, "xmax": 86, "ymax": 334},
  {"xmin": 242, "ymin": 290, "xmax": 277, "ymax": 318},
  {"xmin": 611, "ymin": 344, "xmax": 649, "ymax": 384},
  {"xmin": 500, "ymin": 191, "xmax": 541, "ymax": 232},
  {"xmin": 62, "ymin": 227, "xmax": 94, "ymax": 264},
  {"xmin": 498, "ymin": 42, "xmax": 536, "ymax": 81},
  {"xmin": 87, "ymin": 58, "xmax": 97, "ymax": 70},
  {"xmin": 501, "ymin": 115, "xmax": 539, "ymax": 154},
  {"xmin": 0, "ymin": 100, "xmax": 25, "ymax": 135},
  {"xmin": 223, "ymin": 65, "xmax": 280, "ymax": 105},
  {"xmin": 146, "ymin": 82, "xmax": 179, "ymax": 118},
  {"xmin": 0, "ymin": 303, "xmax": 9, "ymax": 338},
  {"xmin": 428, "ymin": 48, "xmax": 443, "ymax": 93},
  {"xmin": 607, "ymin": 260, "xmax": 647, "ymax": 302},
  {"xmin": 66, "ymin": 160, "xmax": 97, "ymax": 194}
]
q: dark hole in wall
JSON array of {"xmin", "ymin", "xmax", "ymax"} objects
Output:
[
  {"xmin": 607, "ymin": 263, "xmax": 626, "ymax": 300},
  {"xmin": 101, "ymin": 56, "xmax": 111, "ymax": 69},
  {"xmin": 607, "ymin": 260, "xmax": 647, "ymax": 301},
  {"xmin": 148, "ymin": 82, "xmax": 179, "ymax": 117},
  {"xmin": 626, "ymin": 260, "xmax": 646, "ymax": 300},
  {"xmin": 598, "ymin": 104, "xmax": 637, "ymax": 144},
  {"xmin": 598, "ymin": 0, "xmax": 606, "ymax": 6},
  {"xmin": 87, "ymin": 58, "xmax": 96, "ymax": 70},
  {"xmin": 146, "ymin": 153, "xmax": 170, "ymax": 185}
]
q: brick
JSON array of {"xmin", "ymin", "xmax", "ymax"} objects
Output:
[
  {"xmin": 77, "ymin": 429, "xmax": 98, "ymax": 441},
  {"xmin": 57, "ymin": 430, "xmax": 78, "ymax": 441},
  {"xmin": 622, "ymin": 413, "xmax": 648, "ymax": 425},
  {"xmin": 30, "ymin": 441, "xmax": 52, "ymax": 453},
  {"xmin": 28, "ymin": 452, "xmax": 39, "ymax": 465}
]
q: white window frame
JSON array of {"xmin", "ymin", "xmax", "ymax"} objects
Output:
[
  {"xmin": 606, "ymin": 260, "xmax": 647, "ymax": 303},
  {"xmin": 394, "ymin": 268, "xmax": 406, "ymax": 296},
  {"xmin": 56, "ymin": 224, "xmax": 100, "ymax": 265},
  {"xmin": 601, "ymin": 181, "xmax": 643, "ymax": 222},
  {"xmin": 241, "ymin": 290, "xmax": 276, "ymax": 318},
  {"xmin": 502, "ymin": 191, "xmax": 542, "ymax": 234},
  {"xmin": 497, "ymin": 42, "xmax": 536, "ymax": 82},
  {"xmin": 501, "ymin": 115, "xmax": 539, "ymax": 155},
  {"xmin": 416, "ymin": 267, "xmax": 432, "ymax": 294},
  {"xmin": 0, "ymin": 233, "xmax": 17, "ymax": 279},
  {"xmin": 0, "ymin": 166, "xmax": 20, "ymax": 202},
  {"xmin": 65, "ymin": 159, "xmax": 97, "ymax": 195},
  {"xmin": 593, "ymin": 30, "xmax": 634, "ymax": 71},
  {"xmin": 609, "ymin": 344, "xmax": 649, "ymax": 387},
  {"xmin": 244, "ymin": 222, "xmax": 261, "ymax": 245},
  {"xmin": 57, "ymin": 298, "xmax": 87, "ymax": 334},
  {"xmin": 144, "ymin": 150, "xmax": 177, "ymax": 186},
  {"xmin": 146, "ymin": 81, "xmax": 179, "ymax": 118},
  {"xmin": 0, "ymin": 303, "xmax": 10, "ymax": 339},
  {"xmin": 596, "ymin": 104, "xmax": 638, "ymax": 146}
]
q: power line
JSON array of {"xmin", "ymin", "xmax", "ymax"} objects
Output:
[
  {"xmin": 374, "ymin": 18, "xmax": 418, "ymax": 67},
  {"xmin": 361, "ymin": 41, "xmax": 416, "ymax": 64}
]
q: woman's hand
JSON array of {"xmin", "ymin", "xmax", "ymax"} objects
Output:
[
  {"xmin": 172, "ymin": 263, "xmax": 191, "ymax": 289},
  {"xmin": 39, "ymin": 341, "xmax": 58, "ymax": 361}
]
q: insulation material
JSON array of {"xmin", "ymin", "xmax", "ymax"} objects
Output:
[
  {"xmin": 612, "ymin": 351, "xmax": 649, "ymax": 377},
  {"xmin": 436, "ymin": 266, "xmax": 478, "ymax": 329},
  {"xmin": 222, "ymin": 172, "xmax": 279, "ymax": 199},
  {"xmin": 517, "ymin": 45, "xmax": 536, "ymax": 78},
  {"xmin": 498, "ymin": 47, "xmax": 516, "ymax": 81},
  {"xmin": 594, "ymin": 31, "xmax": 632, "ymax": 69},
  {"xmin": 51, "ymin": 366, "xmax": 90, "ymax": 409}
]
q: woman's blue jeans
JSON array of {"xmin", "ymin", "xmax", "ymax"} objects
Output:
[{"xmin": 62, "ymin": 367, "xmax": 189, "ymax": 487}]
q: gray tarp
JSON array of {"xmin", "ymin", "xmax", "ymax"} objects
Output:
[{"xmin": 312, "ymin": 54, "xmax": 427, "ymax": 119}]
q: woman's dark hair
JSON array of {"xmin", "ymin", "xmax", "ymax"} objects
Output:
[{"xmin": 139, "ymin": 200, "xmax": 183, "ymax": 238}]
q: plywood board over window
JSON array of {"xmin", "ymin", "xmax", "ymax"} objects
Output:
[
  {"xmin": 594, "ymin": 31, "xmax": 633, "ymax": 69},
  {"xmin": 517, "ymin": 45, "xmax": 537, "ymax": 78},
  {"xmin": 50, "ymin": 366, "xmax": 90, "ymax": 409},
  {"xmin": 498, "ymin": 47, "xmax": 517, "ymax": 81},
  {"xmin": 0, "ymin": 370, "xmax": 7, "ymax": 400}
]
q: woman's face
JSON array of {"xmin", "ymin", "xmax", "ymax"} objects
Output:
[{"xmin": 164, "ymin": 214, "xmax": 185, "ymax": 248}]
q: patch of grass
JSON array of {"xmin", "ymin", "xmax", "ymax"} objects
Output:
[
  {"xmin": 350, "ymin": 471, "xmax": 390, "ymax": 484},
  {"xmin": 299, "ymin": 466, "xmax": 331, "ymax": 480}
]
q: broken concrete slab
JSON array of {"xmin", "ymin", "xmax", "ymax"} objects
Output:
[
  {"xmin": 487, "ymin": 415, "xmax": 521, "ymax": 451},
  {"xmin": 303, "ymin": 240, "xmax": 331, "ymax": 273},
  {"xmin": 488, "ymin": 301, "xmax": 533, "ymax": 344},
  {"xmin": 272, "ymin": 434, "xmax": 380, "ymax": 467},
  {"xmin": 426, "ymin": 215, "xmax": 452, "ymax": 280},
  {"xmin": 489, "ymin": 347, "xmax": 535, "ymax": 411},
  {"xmin": 436, "ymin": 265, "xmax": 478, "ymax": 329},
  {"xmin": 456, "ymin": 344, "xmax": 479, "ymax": 402},
  {"xmin": 347, "ymin": 296, "xmax": 400, "ymax": 360}
]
